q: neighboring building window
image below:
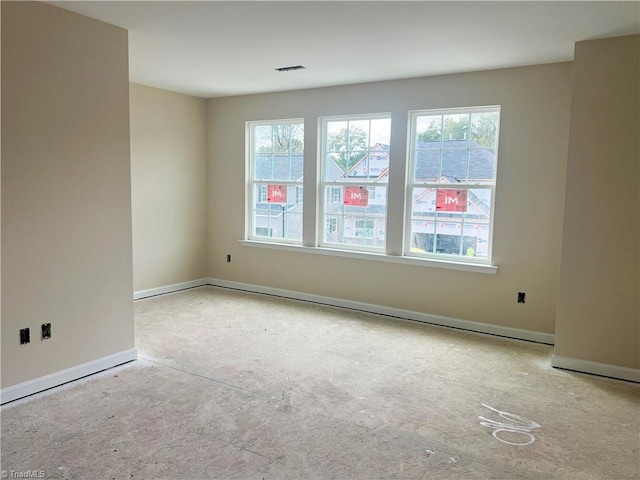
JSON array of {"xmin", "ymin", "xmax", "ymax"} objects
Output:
[
  {"xmin": 407, "ymin": 107, "xmax": 500, "ymax": 261},
  {"xmin": 247, "ymin": 119, "xmax": 304, "ymax": 242},
  {"xmin": 354, "ymin": 219, "xmax": 375, "ymax": 238},
  {"xmin": 320, "ymin": 114, "xmax": 391, "ymax": 251},
  {"xmin": 330, "ymin": 187, "xmax": 341, "ymax": 203},
  {"xmin": 326, "ymin": 217, "xmax": 339, "ymax": 234},
  {"xmin": 258, "ymin": 185, "xmax": 267, "ymax": 203}
]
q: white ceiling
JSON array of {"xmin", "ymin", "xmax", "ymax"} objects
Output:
[{"xmin": 50, "ymin": 1, "xmax": 640, "ymax": 99}]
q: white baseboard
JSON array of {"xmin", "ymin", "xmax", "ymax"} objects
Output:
[
  {"xmin": 134, "ymin": 278, "xmax": 210, "ymax": 300},
  {"xmin": 551, "ymin": 355, "xmax": 640, "ymax": 383},
  {"xmin": 0, "ymin": 348, "xmax": 138, "ymax": 404},
  {"xmin": 205, "ymin": 278, "xmax": 555, "ymax": 345}
]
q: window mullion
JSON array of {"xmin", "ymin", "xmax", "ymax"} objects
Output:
[{"xmin": 385, "ymin": 110, "xmax": 407, "ymax": 256}]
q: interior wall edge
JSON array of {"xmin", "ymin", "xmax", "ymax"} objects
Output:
[{"xmin": 0, "ymin": 348, "xmax": 138, "ymax": 405}]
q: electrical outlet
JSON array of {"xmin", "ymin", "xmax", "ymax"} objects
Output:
[
  {"xmin": 226, "ymin": 254, "xmax": 231, "ymax": 263},
  {"xmin": 517, "ymin": 292, "xmax": 526, "ymax": 303},
  {"xmin": 19, "ymin": 328, "xmax": 30, "ymax": 345},
  {"xmin": 42, "ymin": 323, "xmax": 52, "ymax": 340}
]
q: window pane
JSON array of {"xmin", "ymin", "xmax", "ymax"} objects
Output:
[
  {"xmin": 434, "ymin": 231, "xmax": 461, "ymax": 255},
  {"xmin": 414, "ymin": 150, "xmax": 441, "ymax": 182},
  {"xmin": 323, "ymin": 185, "xmax": 386, "ymax": 249},
  {"xmin": 441, "ymin": 148, "xmax": 469, "ymax": 182},
  {"xmin": 442, "ymin": 113, "xmax": 470, "ymax": 142},
  {"xmin": 370, "ymin": 118, "xmax": 391, "ymax": 148},
  {"xmin": 408, "ymin": 185, "xmax": 492, "ymax": 259},
  {"xmin": 291, "ymin": 125, "xmax": 304, "ymax": 153},
  {"xmin": 254, "ymin": 155, "xmax": 271, "ymax": 181},
  {"xmin": 415, "ymin": 115, "xmax": 442, "ymax": 147},
  {"xmin": 254, "ymin": 154, "xmax": 304, "ymax": 182},
  {"xmin": 253, "ymin": 122, "xmax": 304, "ymax": 182},
  {"xmin": 254, "ymin": 125, "xmax": 272, "ymax": 152},
  {"xmin": 325, "ymin": 117, "xmax": 391, "ymax": 183},
  {"xmin": 469, "ymin": 148, "xmax": 496, "ymax": 183},
  {"xmin": 326, "ymin": 120, "xmax": 364, "ymax": 175},
  {"xmin": 467, "ymin": 188, "xmax": 492, "ymax": 220},
  {"xmin": 348, "ymin": 120, "xmax": 369, "ymax": 151},
  {"xmin": 253, "ymin": 194, "xmax": 303, "ymax": 242},
  {"xmin": 463, "ymin": 223, "xmax": 490, "ymax": 258},
  {"xmin": 470, "ymin": 111, "xmax": 499, "ymax": 148},
  {"xmin": 326, "ymin": 121, "xmax": 348, "ymax": 152}
]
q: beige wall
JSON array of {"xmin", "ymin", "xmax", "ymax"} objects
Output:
[
  {"xmin": 130, "ymin": 84, "xmax": 208, "ymax": 292},
  {"xmin": 207, "ymin": 63, "xmax": 573, "ymax": 334},
  {"xmin": 1, "ymin": 2, "xmax": 134, "ymax": 387},
  {"xmin": 555, "ymin": 35, "xmax": 640, "ymax": 369}
]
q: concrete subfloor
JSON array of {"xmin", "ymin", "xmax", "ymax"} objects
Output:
[{"xmin": 1, "ymin": 286, "xmax": 639, "ymax": 479}]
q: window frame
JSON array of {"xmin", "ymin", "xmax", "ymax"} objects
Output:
[
  {"xmin": 318, "ymin": 112, "xmax": 392, "ymax": 253},
  {"xmin": 246, "ymin": 118, "xmax": 304, "ymax": 245},
  {"xmin": 404, "ymin": 106, "xmax": 500, "ymax": 264}
]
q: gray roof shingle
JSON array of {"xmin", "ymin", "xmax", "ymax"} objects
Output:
[
  {"xmin": 415, "ymin": 141, "xmax": 496, "ymax": 182},
  {"xmin": 255, "ymin": 154, "xmax": 304, "ymax": 181}
]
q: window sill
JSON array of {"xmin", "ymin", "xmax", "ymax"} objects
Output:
[{"xmin": 239, "ymin": 240, "xmax": 498, "ymax": 274}]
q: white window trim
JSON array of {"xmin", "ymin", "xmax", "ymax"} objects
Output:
[{"xmin": 404, "ymin": 106, "xmax": 500, "ymax": 265}]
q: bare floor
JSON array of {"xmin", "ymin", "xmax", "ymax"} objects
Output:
[{"xmin": 2, "ymin": 286, "xmax": 639, "ymax": 479}]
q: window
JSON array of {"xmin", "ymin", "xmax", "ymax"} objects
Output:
[
  {"xmin": 330, "ymin": 187, "xmax": 341, "ymax": 203},
  {"xmin": 247, "ymin": 119, "xmax": 304, "ymax": 242},
  {"xmin": 258, "ymin": 185, "xmax": 267, "ymax": 203},
  {"xmin": 354, "ymin": 219, "xmax": 375, "ymax": 238},
  {"xmin": 320, "ymin": 114, "xmax": 391, "ymax": 251},
  {"xmin": 244, "ymin": 106, "xmax": 500, "ymax": 271},
  {"xmin": 326, "ymin": 217, "xmax": 338, "ymax": 234},
  {"xmin": 406, "ymin": 107, "xmax": 499, "ymax": 262}
]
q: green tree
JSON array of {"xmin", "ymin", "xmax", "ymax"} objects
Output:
[
  {"xmin": 418, "ymin": 112, "xmax": 498, "ymax": 147},
  {"xmin": 326, "ymin": 126, "xmax": 368, "ymax": 172},
  {"xmin": 470, "ymin": 111, "xmax": 498, "ymax": 148},
  {"xmin": 257, "ymin": 124, "xmax": 303, "ymax": 153}
]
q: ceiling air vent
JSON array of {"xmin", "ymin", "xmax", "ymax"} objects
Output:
[{"xmin": 275, "ymin": 65, "xmax": 306, "ymax": 72}]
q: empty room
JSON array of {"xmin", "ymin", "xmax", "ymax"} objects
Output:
[{"xmin": 1, "ymin": 1, "xmax": 639, "ymax": 479}]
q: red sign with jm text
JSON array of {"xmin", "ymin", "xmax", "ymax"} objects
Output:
[
  {"xmin": 267, "ymin": 185, "xmax": 287, "ymax": 203},
  {"xmin": 344, "ymin": 186, "xmax": 369, "ymax": 207},
  {"xmin": 436, "ymin": 189, "xmax": 467, "ymax": 212}
]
